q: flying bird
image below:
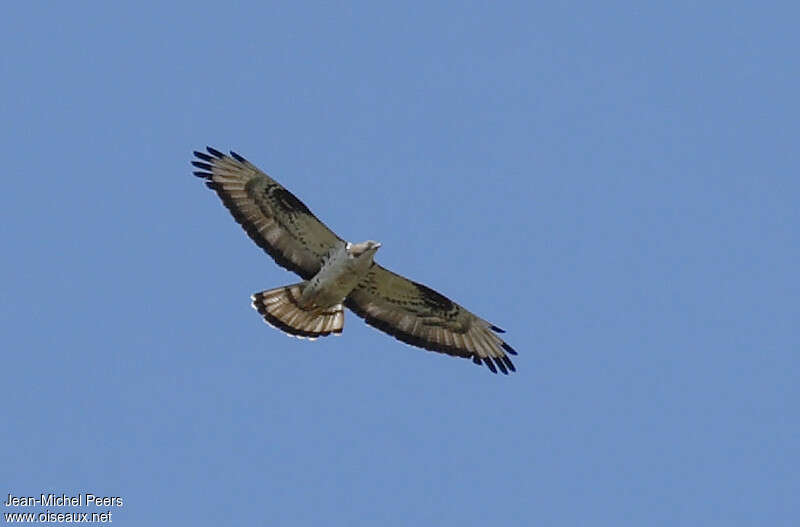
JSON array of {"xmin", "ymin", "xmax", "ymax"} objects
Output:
[{"xmin": 191, "ymin": 147, "xmax": 518, "ymax": 374}]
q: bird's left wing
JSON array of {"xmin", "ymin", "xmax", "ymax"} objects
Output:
[
  {"xmin": 192, "ymin": 147, "xmax": 343, "ymax": 280},
  {"xmin": 344, "ymin": 264, "xmax": 518, "ymax": 374}
]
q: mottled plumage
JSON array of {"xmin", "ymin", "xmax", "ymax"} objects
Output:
[{"xmin": 192, "ymin": 147, "xmax": 518, "ymax": 374}]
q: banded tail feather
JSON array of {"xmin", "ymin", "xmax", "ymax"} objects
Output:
[{"xmin": 251, "ymin": 284, "xmax": 344, "ymax": 339}]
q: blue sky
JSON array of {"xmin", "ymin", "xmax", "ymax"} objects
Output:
[{"xmin": 2, "ymin": 1, "xmax": 798, "ymax": 525}]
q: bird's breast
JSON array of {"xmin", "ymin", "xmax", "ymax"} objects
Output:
[{"xmin": 300, "ymin": 247, "xmax": 366, "ymax": 307}]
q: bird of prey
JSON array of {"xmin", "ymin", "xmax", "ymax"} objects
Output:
[{"xmin": 191, "ymin": 147, "xmax": 518, "ymax": 374}]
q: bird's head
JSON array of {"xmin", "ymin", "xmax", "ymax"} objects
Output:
[{"xmin": 348, "ymin": 240, "xmax": 382, "ymax": 259}]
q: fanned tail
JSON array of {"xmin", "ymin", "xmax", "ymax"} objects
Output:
[{"xmin": 251, "ymin": 283, "xmax": 344, "ymax": 339}]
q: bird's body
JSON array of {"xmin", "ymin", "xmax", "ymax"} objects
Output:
[
  {"xmin": 301, "ymin": 241, "xmax": 381, "ymax": 310},
  {"xmin": 192, "ymin": 147, "xmax": 518, "ymax": 374}
]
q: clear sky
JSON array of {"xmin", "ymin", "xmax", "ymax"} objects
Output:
[{"xmin": 2, "ymin": 2, "xmax": 798, "ymax": 526}]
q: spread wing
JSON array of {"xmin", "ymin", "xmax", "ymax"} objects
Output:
[
  {"xmin": 344, "ymin": 264, "xmax": 518, "ymax": 374},
  {"xmin": 192, "ymin": 147, "xmax": 342, "ymax": 280}
]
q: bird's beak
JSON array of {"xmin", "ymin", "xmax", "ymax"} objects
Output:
[{"xmin": 373, "ymin": 242, "xmax": 382, "ymax": 249}]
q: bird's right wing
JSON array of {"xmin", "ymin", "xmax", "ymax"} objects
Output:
[{"xmin": 192, "ymin": 147, "xmax": 343, "ymax": 280}]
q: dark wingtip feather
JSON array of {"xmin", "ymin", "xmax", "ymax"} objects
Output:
[
  {"xmin": 490, "ymin": 325, "xmax": 506, "ymax": 333},
  {"xmin": 472, "ymin": 355, "xmax": 482, "ymax": 365},
  {"xmin": 230, "ymin": 150, "xmax": 246, "ymax": 163},
  {"xmin": 193, "ymin": 171, "xmax": 211, "ymax": 178},
  {"xmin": 501, "ymin": 342, "xmax": 518, "ymax": 356},
  {"xmin": 493, "ymin": 357, "xmax": 509, "ymax": 375},
  {"xmin": 194, "ymin": 151, "xmax": 213, "ymax": 162},
  {"xmin": 191, "ymin": 161, "xmax": 212, "ymax": 170},
  {"xmin": 206, "ymin": 146, "xmax": 225, "ymax": 158},
  {"xmin": 501, "ymin": 355, "xmax": 516, "ymax": 372},
  {"xmin": 485, "ymin": 358, "xmax": 498, "ymax": 374}
]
